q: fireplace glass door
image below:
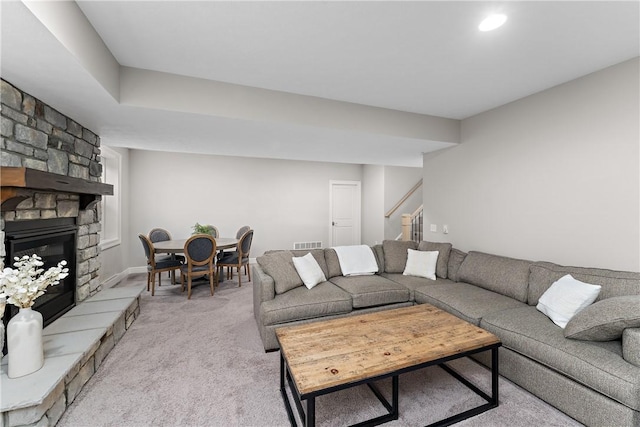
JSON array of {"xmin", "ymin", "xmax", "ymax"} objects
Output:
[{"xmin": 3, "ymin": 218, "xmax": 77, "ymax": 337}]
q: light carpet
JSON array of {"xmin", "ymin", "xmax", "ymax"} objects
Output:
[{"xmin": 57, "ymin": 274, "xmax": 583, "ymax": 427}]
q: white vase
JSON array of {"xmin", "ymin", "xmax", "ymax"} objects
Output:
[{"xmin": 7, "ymin": 307, "xmax": 44, "ymax": 378}]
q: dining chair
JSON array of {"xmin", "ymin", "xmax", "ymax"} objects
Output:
[
  {"xmin": 149, "ymin": 228, "xmax": 186, "ymax": 264},
  {"xmin": 149, "ymin": 228, "xmax": 171, "ymax": 243},
  {"xmin": 234, "ymin": 225, "xmax": 251, "ymax": 276},
  {"xmin": 235, "ymin": 225, "xmax": 250, "ymax": 239},
  {"xmin": 221, "ymin": 225, "xmax": 251, "ymax": 269},
  {"xmin": 180, "ymin": 234, "xmax": 218, "ymax": 299},
  {"xmin": 138, "ymin": 234, "xmax": 183, "ymax": 296},
  {"xmin": 217, "ymin": 229, "xmax": 253, "ymax": 287}
]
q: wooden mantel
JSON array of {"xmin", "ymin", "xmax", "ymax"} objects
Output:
[{"xmin": 1, "ymin": 167, "xmax": 113, "ymax": 210}]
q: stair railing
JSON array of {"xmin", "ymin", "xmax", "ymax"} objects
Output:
[
  {"xmin": 401, "ymin": 205, "xmax": 423, "ymax": 242},
  {"xmin": 385, "ymin": 179, "xmax": 422, "ymax": 219}
]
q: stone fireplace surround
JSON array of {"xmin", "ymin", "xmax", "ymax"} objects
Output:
[
  {"xmin": 1, "ymin": 79, "xmax": 104, "ymax": 303},
  {"xmin": 1, "ymin": 80, "xmax": 141, "ymax": 426}
]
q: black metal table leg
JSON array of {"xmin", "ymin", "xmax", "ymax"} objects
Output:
[
  {"xmin": 491, "ymin": 346, "xmax": 499, "ymax": 405},
  {"xmin": 306, "ymin": 397, "xmax": 315, "ymax": 427},
  {"xmin": 391, "ymin": 375, "xmax": 399, "ymax": 420},
  {"xmin": 280, "ymin": 352, "xmax": 297, "ymax": 426}
]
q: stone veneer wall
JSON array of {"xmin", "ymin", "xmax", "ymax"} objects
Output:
[{"xmin": 0, "ymin": 79, "xmax": 103, "ymax": 302}]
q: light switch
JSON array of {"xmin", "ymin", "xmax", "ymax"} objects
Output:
[
  {"xmin": 430, "ymin": 224, "xmax": 437, "ymax": 232},
  {"xmin": 443, "ymin": 225, "xmax": 449, "ymax": 234}
]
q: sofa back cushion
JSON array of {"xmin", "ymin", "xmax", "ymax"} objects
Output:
[
  {"xmin": 372, "ymin": 244, "xmax": 385, "ymax": 273},
  {"xmin": 417, "ymin": 241, "xmax": 452, "ymax": 279},
  {"xmin": 528, "ymin": 262, "xmax": 640, "ymax": 306},
  {"xmin": 623, "ymin": 328, "xmax": 640, "ymax": 367},
  {"xmin": 457, "ymin": 251, "xmax": 532, "ymax": 302},
  {"xmin": 290, "ymin": 249, "xmax": 329, "ymax": 279},
  {"xmin": 382, "ymin": 240, "xmax": 418, "ymax": 273},
  {"xmin": 324, "ymin": 246, "xmax": 384, "ymax": 278},
  {"xmin": 447, "ymin": 248, "xmax": 467, "ymax": 282},
  {"xmin": 324, "ymin": 248, "xmax": 343, "ymax": 278},
  {"xmin": 257, "ymin": 250, "xmax": 302, "ymax": 294}
]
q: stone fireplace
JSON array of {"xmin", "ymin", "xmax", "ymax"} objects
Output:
[
  {"xmin": 1, "ymin": 79, "xmax": 112, "ymax": 346},
  {"xmin": 0, "ymin": 80, "xmax": 141, "ymax": 427}
]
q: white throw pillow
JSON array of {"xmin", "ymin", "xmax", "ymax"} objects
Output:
[
  {"xmin": 292, "ymin": 253, "xmax": 327, "ymax": 289},
  {"xmin": 403, "ymin": 249, "xmax": 439, "ymax": 280},
  {"xmin": 536, "ymin": 274, "xmax": 601, "ymax": 328}
]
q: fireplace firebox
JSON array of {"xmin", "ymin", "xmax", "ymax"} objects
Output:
[{"xmin": 3, "ymin": 218, "xmax": 77, "ymax": 352}]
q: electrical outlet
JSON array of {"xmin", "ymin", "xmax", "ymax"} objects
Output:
[{"xmin": 430, "ymin": 224, "xmax": 437, "ymax": 232}]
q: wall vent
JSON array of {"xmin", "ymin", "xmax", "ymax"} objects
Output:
[{"xmin": 293, "ymin": 241, "xmax": 323, "ymax": 250}]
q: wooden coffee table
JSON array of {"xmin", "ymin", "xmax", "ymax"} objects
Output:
[{"xmin": 276, "ymin": 304, "xmax": 501, "ymax": 427}]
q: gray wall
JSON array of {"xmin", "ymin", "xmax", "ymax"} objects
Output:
[
  {"xmin": 126, "ymin": 150, "xmax": 363, "ymax": 268},
  {"xmin": 361, "ymin": 165, "xmax": 422, "ymax": 245},
  {"xmin": 362, "ymin": 165, "xmax": 385, "ymax": 245},
  {"xmin": 422, "ymin": 58, "xmax": 639, "ymax": 271},
  {"xmin": 384, "ymin": 166, "xmax": 423, "ymax": 240}
]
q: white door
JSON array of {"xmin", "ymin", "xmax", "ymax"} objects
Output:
[{"xmin": 329, "ymin": 181, "xmax": 361, "ymax": 247}]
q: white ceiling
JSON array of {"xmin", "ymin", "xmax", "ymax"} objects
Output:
[{"xmin": 1, "ymin": 1, "xmax": 639, "ymax": 167}]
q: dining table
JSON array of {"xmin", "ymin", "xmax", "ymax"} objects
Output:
[
  {"xmin": 153, "ymin": 237, "xmax": 239, "ymax": 286},
  {"xmin": 153, "ymin": 237, "xmax": 238, "ymax": 254}
]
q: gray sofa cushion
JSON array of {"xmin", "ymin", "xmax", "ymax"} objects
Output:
[
  {"xmin": 291, "ymin": 249, "xmax": 330, "ymax": 279},
  {"xmin": 528, "ymin": 262, "xmax": 640, "ymax": 306},
  {"xmin": 260, "ymin": 281, "xmax": 352, "ymax": 325},
  {"xmin": 414, "ymin": 282, "xmax": 525, "ymax": 325},
  {"xmin": 564, "ymin": 296, "xmax": 640, "ymax": 341},
  {"xmin": 324, "ymin": 248, "xmax": 343, "ymax": 278},
  {"xmin": 623, "ymin": 328, "xmax": 640, "ymax": 367},
  {"xmin": 382, "ymin": 240, "xmax": 417, "ymax": 273},
  {"xmin": 417, "ymin": 241, "xmax": 452, "ymax": 279},
  {"xmin": 457, "ymin": 251, "xmax": 532, "ymax": 302},
  {"xmin": 372, "ymin": 244, "xmax": 385, "ymax": 273},
  {"xmin": 381, "ymin": 273, "xmax": 444, "ymax": 301},
  {"xmin": 481, "ymin": 306, "xmax": 640, "ymax": 411},
  {"xmin": 447, "ymin": 248, "xmax": 467, "ymax": 282},
  {"xmin": 325, "ymin": 246, "xmax": 384, "ymax": 279},
  {"xmin": 257, "ymin": 251, "xmax": 302, "ymax": 294},
  {"xmin": 330, "ymin": 275, "xmax": 410, "ymax": 308}
]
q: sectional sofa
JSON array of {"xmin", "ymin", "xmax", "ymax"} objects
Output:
[{"xmin": 252, "ymin": 240, "xmax": 640, "ymax": 427}]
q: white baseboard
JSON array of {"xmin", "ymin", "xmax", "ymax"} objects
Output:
[
  {"xmin": 101, "ymin": 261, "xmax": 256, "ymax": 288},
  {"xmin": 101, "ymin": 266, "xmax": 146, "ymax": 288}
]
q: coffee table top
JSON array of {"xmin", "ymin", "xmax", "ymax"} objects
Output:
[{"xmin": 276, "ymin": 304, "xmax": 500, "ymax": 396}]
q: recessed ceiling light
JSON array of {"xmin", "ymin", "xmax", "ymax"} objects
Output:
[{"xmin": 479, "ymin": 14, "xmax": 507, "ymax": 32}]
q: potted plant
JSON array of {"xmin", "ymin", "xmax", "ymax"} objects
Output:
[{"xmin": 192, "ymin": 222, "xmax": 216, "ymax": 236}]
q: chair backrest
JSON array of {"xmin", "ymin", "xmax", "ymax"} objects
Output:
[
  {"xmin": 238, "ymin": 229, "xmax": 254, "ymax": 257},
  {"xmin": 138, "ymin": 234, "xmax": 155, "ymax": 266},
  {"xmin": 149, "ymin": 228, "xmax": 171, "ymax": 243},
  {"xmin": 211, "ymin": 226, "xmax": 220, "ymax": 238},
  {"xmin": 235, "ymin": 225, "xmax": 250, "ymax": 239},
  {"xmin": 183, "ymin": 234, "xmax": 217, "ymax": 267}
]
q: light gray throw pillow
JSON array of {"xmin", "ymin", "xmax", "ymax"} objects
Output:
[
  {"xmin": 564, "ymin": 296, "xmax": 640, "ymax": 341},
  {"xmin": 256, "ymin": 250, "xmax": 302, "ymax": 294}
]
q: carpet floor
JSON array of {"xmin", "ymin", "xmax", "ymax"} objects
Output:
[{"xmin": 57, "ymin": 273, "xmax": 583, "ymax": 427}]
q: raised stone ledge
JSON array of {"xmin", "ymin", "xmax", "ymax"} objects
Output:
[{"xmin": 1, "ymin": 285, "xmax": 144, "ymax": 427}]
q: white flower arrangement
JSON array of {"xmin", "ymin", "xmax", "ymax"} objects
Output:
[{"xmin": 0, "ymin": 254, "xmax": 69, "ymax": 309}]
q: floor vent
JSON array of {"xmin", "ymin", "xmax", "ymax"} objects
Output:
[{"xmin": 293, "ymin": 241, "xmax": 323, "ymax": 250}]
